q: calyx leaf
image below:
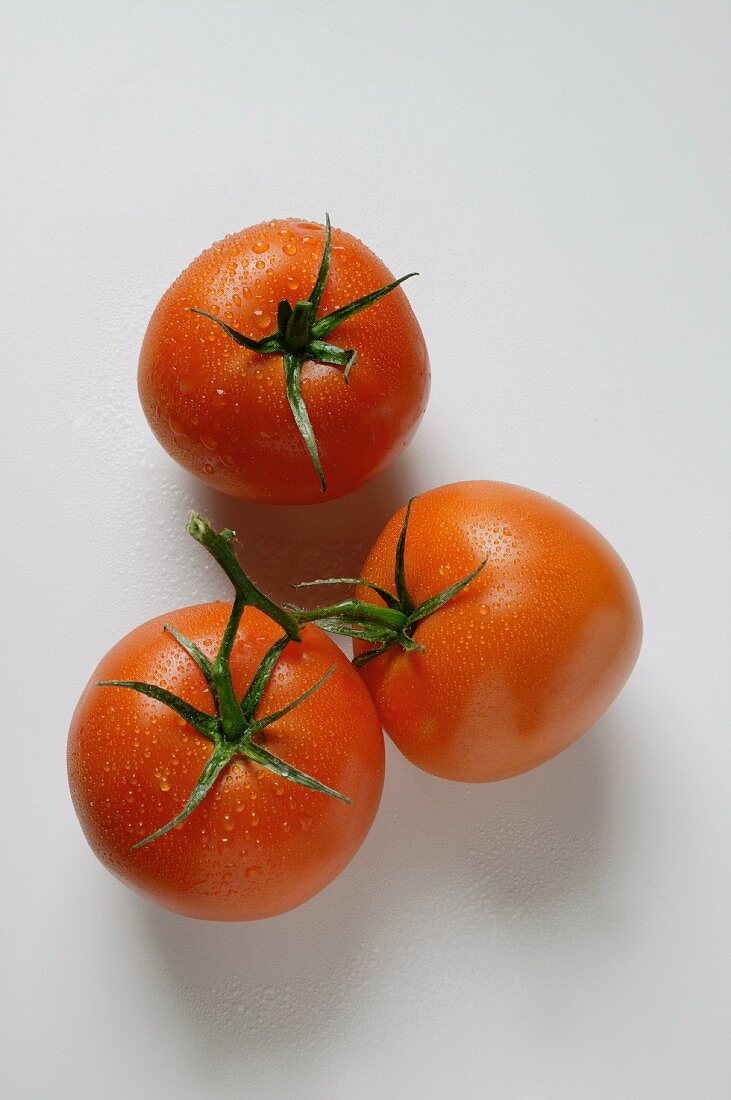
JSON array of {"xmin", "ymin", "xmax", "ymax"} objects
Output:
[{"xmin": 292, "ymin": 495, "xmax": 488, "ymax": 667}]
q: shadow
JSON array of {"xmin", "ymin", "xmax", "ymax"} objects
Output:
[
  {"xmin": 136, "ymin": 827, "xmax": 392, "ymax": 1087},
  {"xmin": 185, "ymin": 452, "xmax": 419, "ymax": 606},
  {"xmin": 359, "ymin": 708, "xmax": 617, "ymax": 935},
  {"xmin": 134, "ymin": 705, "xmax": 621, "ymax": 1086}
]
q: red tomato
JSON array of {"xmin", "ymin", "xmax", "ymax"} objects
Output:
[
  {"xmin": 138, "ymin": 217, "xmax": 429, "ymax": 503},
  {"xmin": 309, "ymin": 481, "xmax": 642, "ymax": 782},
  {"xmin": 67, "ymin": 516, "xmax": 384, "ymax": 920}
]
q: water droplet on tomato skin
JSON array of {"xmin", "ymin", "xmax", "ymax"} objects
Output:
[
  {"xmin": 282, "ymin": 242, "xmax": 297, "ymax": 256},
  {"xmin": 252, "ymin": 240, "xmax": 269, "ymax": 254}
]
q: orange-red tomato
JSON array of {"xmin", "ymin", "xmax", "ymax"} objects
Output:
[
  {"xmin": 138, "ymin": 218, "xmax": 429, "ymax": 503},
  {"xmin": 68, "ymin": 605, "xmax": 384, "ymax": 920},
  {"xmin": 353, "ymin": 481, "xmax": 642, "ymax": 781}
]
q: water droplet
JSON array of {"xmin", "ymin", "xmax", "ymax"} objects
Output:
[
  {"xmin": 179, "ymin": 376, "xmax": 195, "ymax": 394},
  {"xmin": 159, "ymin": 776, "xmax": 171, "ymax": 792},
  {"xmin": 253, "ymin": 311, "xmax": 272, "ymax": 330},
  {"xmin": 252, "ymin": 240, "xmax": 269, "ymax": 254},
  {"xmin": 282, "ymin": 242, "xmax": 297, "ymax": 256},
  {"xmin": 287, "ymin": 278, "xmax": 299, "ymax": 291},
  {"xmin": 203, "ymin": 462, "xmax": 215, "ymax": 476}
]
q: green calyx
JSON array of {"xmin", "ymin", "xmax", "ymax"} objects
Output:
[
  {"xmin": 98, "ymin": 513, "xmax": 350, "ymax": 852},
  {"xmin": 190, "ymin": 213, "xmax": 418, "ymax": 491},
  {"xmin": 289, "ymin": 497, "xmax": 488, "ymax": 668}
]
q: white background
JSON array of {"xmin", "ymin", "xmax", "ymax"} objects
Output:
[{"xmin": 2, "ymin": 3, "xmax": 729, "ymax": 1097}]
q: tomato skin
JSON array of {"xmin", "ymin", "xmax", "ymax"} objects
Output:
[
  {"xmin": 68, "ymin": 606, "xmax": 384, "ymax": 920},
  {"xmin": 353, "ymin": 481, "xmax": 642, "ymax": 782},
  {"xmin": 138, "ymin": 218, "xmax": 429, "ymax": 504}
]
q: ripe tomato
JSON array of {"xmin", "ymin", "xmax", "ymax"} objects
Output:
[
  {"xmin": 302, "ymin": 481, "xmax": 642, "ymax": 782},
  {"xmin": 138, "ymin": 216, "xmax": 429, "ymax": 504},
  {"xmin": 67, "ymin": 518, "xmax": 384, "ymax": 920}
]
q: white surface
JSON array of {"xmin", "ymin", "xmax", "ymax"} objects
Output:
[{"xmin": 2, "ymin": 2, "xmax": 730, "ymax": 1097}]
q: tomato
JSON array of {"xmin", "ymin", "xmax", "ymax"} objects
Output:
[
  {"xmin": 138, "ymin": 216, "xmax": 429, "ymax": 504},
  {"xmin": 67, "ymin": 517, "xmax": 384, "ymax": 920},
  {"xmin": 299, "ymin": 481, "xmax": 642, "ymax": 782}
]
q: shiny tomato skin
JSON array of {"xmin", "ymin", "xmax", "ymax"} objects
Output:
[
  {"xmin": 68, "ymin": 606, "xmax": 384, "ymax": 920},
  {"xmin": 353, "ymin": 481, "xmax": 642, "ymax": 782},
  {"xmin": 138, "ymin": 218, "xmax": 429, "ymax": 504}
]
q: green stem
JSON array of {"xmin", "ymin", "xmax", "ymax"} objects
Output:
[
  {"xmin": 188, "ymin": 514, "xmax": 300, "ymax": 641},
  {"xmin": 285, "ymin": 301, "xmax": 314, "ymax": 350},
  {"xmin": 293, "ymin": 599, "xmax": 407, "ymax": 632},
  {"xmin": 97, "ymin": 515, "xmax": 352, "ymax": 850}
]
